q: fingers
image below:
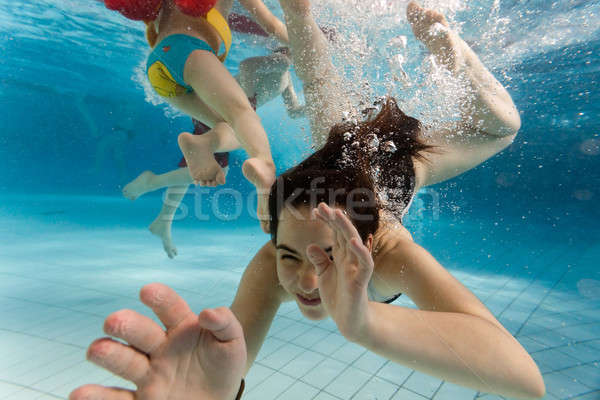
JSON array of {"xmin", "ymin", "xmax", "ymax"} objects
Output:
[
  {"xmin": 306, "ymin": 243, "xmax": 332, "ymax": 275},
  {"xmin": 314, "ymin": 203, "xmax": 362, "ymax": 244},
  {"xmin": 198, "ymin": 307, "xmax": 244, "ymax": 342},
  {"xmin": 313, "ymin": 203, "xmax": 373, "ymax": 282},
  {"xmin": 103, "ymin": 309, "xmax": 166, "ymax": 354},
  {"xmin": 140, "ymin": 283, "xmax": 194, "ymax": 331},
  {"xmin": 86, "ymin": 337, "xmax": 150, "ymax": 385},
  {"xmin": 70, "ymin": 384, "xmax": 135, "ymax": 400},
  {"xmin": 350, "ymin": 237, "xmax": 374, "ymax": 281}
]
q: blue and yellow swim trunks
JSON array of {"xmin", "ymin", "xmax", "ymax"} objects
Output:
[
  {"xmin": 146, "ymin": 34, "xmax": 217, "ymax": 98},
  {"xmin": 146, "ymin": 8, "xmax": 232, "ymax": 98}
]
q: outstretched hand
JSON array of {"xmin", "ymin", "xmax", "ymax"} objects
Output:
[
  {"xmin": 307, "ymin": 203, "xmax": 374, "ymax": 342},
  {"xmin": 70, "ymin": 283, "xmax": 246, "ymax": 400}
]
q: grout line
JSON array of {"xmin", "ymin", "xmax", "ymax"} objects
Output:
[{"xmin": 0, "ymin": 378, "xmax": 65, "ymax": 399}]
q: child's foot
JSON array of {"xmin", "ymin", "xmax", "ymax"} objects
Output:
[
  {"xmin": 178, "ymin": 131, "xmax": 226, "ymax": 187},
  {"xmin": 123, "ymin": 171, "xmax": 155, "ymax": 200},
  {"xmin": 149, "ymin": 217, "xmax": 177, "ymax": 259},
  {"xmin": 407, "ymin": 1, "xmax": 461, "ymax": 71},
  {"xmin": 242, "ymin": 158, "xmax": 276, "ymax": 233}
]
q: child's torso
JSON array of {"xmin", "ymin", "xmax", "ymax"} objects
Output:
[{"xmin": 154, "ymin": 0, "xmax": 234, "ymax": 50}]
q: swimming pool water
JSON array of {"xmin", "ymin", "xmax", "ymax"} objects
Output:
[
  {"xmin": 1, "ymin": 194, "xmax": 598, "ymax": 399},
  {"xmin": 1, "ymin": 0, "xmax": 599, "ymax": 399}
]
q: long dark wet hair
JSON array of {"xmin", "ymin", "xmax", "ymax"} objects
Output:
[{"xmin": 269, "ymin": 97, "xmax": 432, "ymax": 243}]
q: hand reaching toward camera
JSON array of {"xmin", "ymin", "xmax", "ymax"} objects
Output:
[{"xmin": 69, "ymin": 283, "xmax": 246, "ymax": 400}]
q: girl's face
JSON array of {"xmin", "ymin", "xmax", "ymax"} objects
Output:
[{"xmin": 275, "ymin": 206, "xmax": 335, "ymax": 320}]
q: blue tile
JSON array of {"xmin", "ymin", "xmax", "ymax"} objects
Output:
[
  {"xmin": 331, "ymin": 342, "xmax": 368, "ymax": 365},
  {"xmin": 276, "ymin": 381, "xmax": 320, "ymax": 400},
  {"xmin": 324, "ymin": 366, "xmax": 372, "ymax": 400},
  {"xmin": 256, "ymin": 337, "xmax": 287, "ymax": 361},
  {"xmin": 3, "ymin": 387, "xmax": 49, "ymax": 400},
  {"xmin": 561, "ymin": 364, "xmax": 600, "ymax": 389},
  {"xmin": 543, "ymin": 371, "xmax": 593, "ymax": 399},
  {"xmin": 555, "ymin": 342, "xmax": 600, "ymax": 364},
  {"xmin": 556, "ymin": 323, "xmax": 600, "ymax": 342},
  {"xmin": 517, "ymin": 336, "xmax": 548, "ymax": 353},
  {"xmin": 433, "ymin": 381, "xmax": 478, "ymax": 400},
  {"xmin": 260, "ymin": 343, "xmax": 307, "ymax": 370},
  {"xmin": 312, "ymin": 392, "xmax": 343, "ymax": 400},
  {"xmin": 280, "ymin": 350, "xmax": 326, "ymax": 379},
  {"xmin": 294, "ymin": 327, "xmax": 333, "ymax": 349},
  {"xmin": 312, "ymin": 332, "xmax": 347, "ymax": 356},
  {"xmin": 245, "ymin": 363, "xmax": 277, "ymax": 390},
  {"xmin": 390, "ymin": 388, "xmax": 428, "ymax": 400},
  {"xmin": 0, "ymin": 382, "xmax": 25, "ymax": 397},
  {"xmin": 244, "ymin": 372, "xmax": 296, "ymax": 400},
  {"xmin": 353, "ymin": 351, "xmax": 388, "ymax": 374},
  {"xmin": 352, "ymin": 376, "xmax": 399, "ymax": 400},
  {"xmin": 402, "ymin": 370, "xmax": 442, "ymax": 398},
  {"xmin": 376, "ymin": 362, "xmax": 413, "ymax": 386},
  {"xmin": 273, "ymin": 320, "xmax": 314, "ymax": 342},
  {"xmin": 570, "ymin": 390, "xmax": 600, "ymax": 400},
  {"xmin": 301, "ymin": 358, "xmax": 347, "ymax": 389},
  {"xmin": 532, "ymin": 348, "xmax": 581, "ymax": 372}
]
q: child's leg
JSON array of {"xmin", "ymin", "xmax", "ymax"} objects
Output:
[
  {"xmin": 182, "ymin": 50, "xmax": 273, "ymax": 162},
  {"xmin": 168, "ymin": 93, "xmax": 241, "ymax": 187},
  {"xmin": 279, "ymin": 0, "xmax": 350, "ymax": 146},
  {"xmin": 123, "ymin": 168, "xmax": 193, "ymax": 201},
  {"xmin": 238, "ymin": 52, "xmax": 292, "ymax": 80},
  {"xmin": 237, "ymin": 53, "xmax": 298, "ymax": 109},
  {"xmin": 168, "ymin": 93, "xmax": 241, "ymax": 152},
  {"xmin": 280, "ymin": 71, "xmax": 305, "ymax": 119},
  {"xmin": 149, "ymin": 185, "xmax": 189, "ymax": 259},
  {"xmin": 180, "ymin": 50, "xmax": 276, "ymax": 232}
]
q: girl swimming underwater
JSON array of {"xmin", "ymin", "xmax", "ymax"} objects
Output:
[{"xmin": 72, "ymin": 1, "xmax": 544, "ymax": 399}]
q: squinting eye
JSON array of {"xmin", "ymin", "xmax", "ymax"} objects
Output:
[{"xmin": 281, "ymin": 255, "xmax": 299, "ymax": 262}]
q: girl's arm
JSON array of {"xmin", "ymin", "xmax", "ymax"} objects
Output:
[
  {"xmin": 407, "ymin": 2, "xmax": 521, "ymax": 188},
  {"xmin": 364, "ymin": 239, "xmax": 545, "ymax": 399},
  {"xmin": 230, "ymin": 242, "xmax": 286, "ymax": 374},
  {"xmin": 310, "ymin": 204, "xmax": 545, "ymax": 400},
  {"xmin": 238, "ymin": 0, "xmax": 289, "ymax": 43}
]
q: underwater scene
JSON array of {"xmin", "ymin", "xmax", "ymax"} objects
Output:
[{"xmin": 0, "ymin": 0, "xmax": 599, "ymax": 399}]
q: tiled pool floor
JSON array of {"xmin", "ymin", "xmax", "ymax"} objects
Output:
[{"xmin": 0, "ymin": 195, "xmax": 598, "ymax": 400}]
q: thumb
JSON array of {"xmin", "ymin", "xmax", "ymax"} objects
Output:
[
  {"xmin": 198, "ymin": 307, "xmax": 244, "ymax": 342},
  {"xmin": 306, "ymin": 244, "xmax": 332, "ymax": 276}
]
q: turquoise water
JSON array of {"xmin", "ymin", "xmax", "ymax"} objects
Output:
[{"xmin": 1, "ymin": 0, "xmax": 599, "ymax": 399}]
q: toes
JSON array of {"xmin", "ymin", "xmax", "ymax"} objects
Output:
[{"xmin": 406, "ymin": 1, "xmax": 421, "ymax": 21}]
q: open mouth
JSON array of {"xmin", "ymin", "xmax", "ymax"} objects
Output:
[{"xmin": 297, "ymin": 294, "xmax": 321, "ymax": 306}]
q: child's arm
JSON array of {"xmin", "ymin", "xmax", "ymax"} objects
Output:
[
  {"xmin": 238, "ymin": 0, "xmax": 289, "ymax": 43},
  {"xmin": 310, "ymin": 204, "xmax": 545, "ymax": 399},
  {"xmin": 230, "ymin": 242, "xmax": 286, "ymax": 374}
]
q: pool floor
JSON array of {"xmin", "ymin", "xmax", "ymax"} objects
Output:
[{"xmin": 0, "ymin": 194, "xmax": 598, "ymax": 400}]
